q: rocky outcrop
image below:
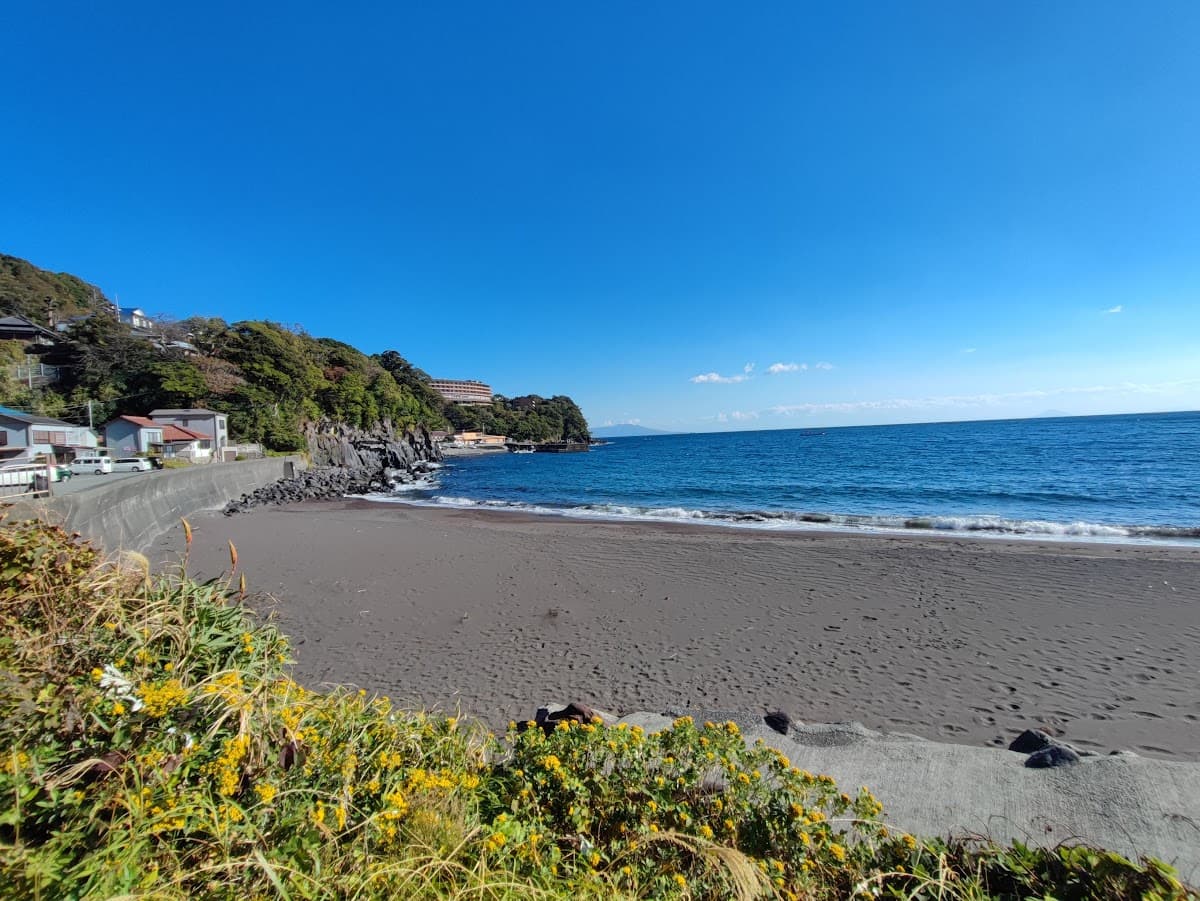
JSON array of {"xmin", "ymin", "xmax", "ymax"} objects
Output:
[
  {"xmin": 303, "ymin": 420, "xmax": 440, "ymax": 473},
  {"xmin": 223, "ymin": 421, "xmax": 440, "ymax": 515}
]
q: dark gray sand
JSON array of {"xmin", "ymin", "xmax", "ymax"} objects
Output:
[{"xmin": 153, "ymin": 500, "xmax": 1200, "ymax": 760}]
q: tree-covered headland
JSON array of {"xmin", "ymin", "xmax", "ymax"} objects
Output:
[{"xmin": 0, "ymin": 253, "xmax": 589, "ymax": 449}]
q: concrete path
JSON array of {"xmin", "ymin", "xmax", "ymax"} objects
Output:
[{"xmin": 615, "ymin": 711, "xmax": 1200, "ymax": 884}]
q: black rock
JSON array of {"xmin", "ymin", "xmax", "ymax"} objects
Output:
[
  {"xmin": 1009, "ymin": 729, "xmax": 1055, "ymax": 754},
  {"xmin": 764, "ymin": 711, "xmax": 792, "ymax": 735},
  {"xmin": 1025, "ymin": 745, "xmax": 1081, "ymax": 768}
]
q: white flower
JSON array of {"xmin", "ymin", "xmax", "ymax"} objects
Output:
[{"xmin": 98, "ymin": 664, "xmax": 144, "ymax": 711}]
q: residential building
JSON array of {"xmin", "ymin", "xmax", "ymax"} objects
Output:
[
  {"xmin": 149, "ymin": 409, "xmax": 228, "ymax": 457},
  {"xmin": 429, "ymin": 378, "xmax": 493, "ymax": 405},
  {"xmin": 450, "ymin": 430, "xmax": 507, "ymax": 447},
  {"xmin": 103, "ymin": 416, "xmax": 166, "ymax": 455},
  {"xmin": 0, "ymin": 314, "xmax": 58, "ymax": 346},
  {"xmin": 1, "ymin": 315, "xmax": 62, "ymax": 386},
  {"xmin": 160, "ymin": 424, "xmax": 212, "ymax": 461},
  {"xmin": 119, "ymin": 307, "xmax": 154, "ymax": 331},
  {"xmin": 0, "ymin": 406, "xmax": 98, "ymax": 463}
]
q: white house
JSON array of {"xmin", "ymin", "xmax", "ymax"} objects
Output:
[
  {"xmin": 119, "ymin": 307, "xmax": 154, "ymax": 331},
  {"xmin": 161, "ymin": 424, "xmax": 213, "ymax": 461}
]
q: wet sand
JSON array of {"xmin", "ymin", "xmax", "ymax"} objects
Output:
[{"xmin": 153, "ymin": 499, "xmax": 1200, "ymax": 760}]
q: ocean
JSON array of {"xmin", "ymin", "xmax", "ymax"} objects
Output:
[{"xmin": 376, "ymin": 411, "xmax": 1200, "ymax": 544}]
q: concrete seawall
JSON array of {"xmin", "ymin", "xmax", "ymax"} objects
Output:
[{"xmin": 29, "ymin": 457, "xmax": 306, "ymax": 552}]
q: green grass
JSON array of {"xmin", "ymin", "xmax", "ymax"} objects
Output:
[{"xmin": 0, "ymin": 516, "xmax": 1194, "ymax": 900}]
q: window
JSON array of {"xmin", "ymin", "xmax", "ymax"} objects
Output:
[{"xmin": 32, "ymin": 429, "xmax": 67, "ymax": 445}]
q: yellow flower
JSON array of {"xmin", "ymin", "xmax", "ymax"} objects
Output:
[
  {"xmin": 137, "ymin": 678, "xmax": 188, "ymax": 718},
  {"xmin": 90, "ymin": 668, "xmax": 103, "ymax": 681},
  {"xmin": 829, "ymin": 843, "xmax": 846, "ymax": 862},
  {"xmin": 112, "ymin": 702, "xmax": 126, "ymax": 715},
  {"xmin": 254, "ymin": 783, "xmax": 278, "ymax": 804},
  {"xmin": 902, "ymin": 834, "xmax": 918, "ymax": 850},
  {"xmin": 672, "ymin": 873, "xmax": 687, "ymax": 888},
  {"xmin": 698, "ymin": 824, "xmax": 714, "ymax": 839}
]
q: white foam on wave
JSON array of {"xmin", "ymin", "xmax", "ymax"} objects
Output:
[{"xmin": 359, "ymin": 492, "xmax": 1195, "ymax": 546}]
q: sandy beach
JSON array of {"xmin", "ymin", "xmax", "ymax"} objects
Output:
[{"xmin": 153, "ymin": 500, "xmax": 1200, "ymax": 760}]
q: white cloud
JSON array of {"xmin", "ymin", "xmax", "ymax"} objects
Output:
[
  {"xmin": 691, "ymin": 371, "xmax": 750, "ymax": 384},
  {"xmin": 813, "ymin": 361, "xmax": 834, "ymax": 370},
  {"xmin": 770, "ymin": 378, "xmax": 1200, "ymax": 417},
  {"xmin": 717, "ymin": 411, "xmax": 758, "ymax": 424},
  {"xmin": 961, "ymin": 348, "xmax": 977, "ymax": 354},
  {"xmin": 767, "ymin": 362, "xmax": 805, "ymax": 374},
  {"xmin": 1105, "ymin": 305, "xmax": 1123, "ymax": 314},
  {"xmin": 744, "ymin": 362, "xmax": 755, "ymax": 374}
]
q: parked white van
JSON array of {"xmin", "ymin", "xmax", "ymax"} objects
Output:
[
  {"xmin": 70, "ymin": 456, "xmax": 113, "ymax": 475},
  {"xmin": 112, "ymin": 457, "xmax": 152, "ymax": 472}
]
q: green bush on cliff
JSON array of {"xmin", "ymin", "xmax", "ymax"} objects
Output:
[{"xmin": 0, "ymin": 518, "xmax": 1193, "ymax": 900}]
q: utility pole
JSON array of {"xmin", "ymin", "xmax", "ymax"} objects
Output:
[{"xmin": 88, "ymin": 400, "xmax": 93, "ymax": 429}]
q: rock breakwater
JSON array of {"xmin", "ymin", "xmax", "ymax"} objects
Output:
[{"xmin": 223, "ymin": 420, "xmax": 440, "ymax": 515}]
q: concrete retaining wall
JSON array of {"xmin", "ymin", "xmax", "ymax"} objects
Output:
[{"xmin": 34, "ymin": 457, "xmax": 306, "ymax": 552}]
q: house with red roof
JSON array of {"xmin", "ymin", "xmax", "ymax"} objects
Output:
[
  {"xmin": 103, "ymin": 416, "xmax": 164, "ymax": 455},
  {"xmin": 103, "ymin": 416, "xmax": 215, "ymax": 461}
]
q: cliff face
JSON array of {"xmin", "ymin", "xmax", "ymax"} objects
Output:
[{"xmin": 303, "ymin": 419, "xmax": 441, "ymax": 478}]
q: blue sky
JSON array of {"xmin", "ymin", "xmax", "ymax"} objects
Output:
[{"xmin": 2, "ymin": 2, "xmax": 1198, "ymax": 431}]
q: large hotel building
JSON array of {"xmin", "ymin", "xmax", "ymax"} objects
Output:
[{"xmin": 429, "ymin": 378, "xmax": 493, "ymax": 405}]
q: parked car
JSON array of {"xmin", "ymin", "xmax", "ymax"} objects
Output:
[
  {"xmin": 69, "ymin": 456, "xmax": 113, "ymax": 475},
  {"xmin": 112, "ymin": 457, "xmax": 152, "ymax": 473}
]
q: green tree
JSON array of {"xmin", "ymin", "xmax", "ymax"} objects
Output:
[{"xmin": 152, "ymin": 361, "xmax": 208, "ymax": 408}]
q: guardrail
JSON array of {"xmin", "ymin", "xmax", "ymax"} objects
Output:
[{"xmin": 0, "ymin": 464, "xmax": 55, "ymax": 500}]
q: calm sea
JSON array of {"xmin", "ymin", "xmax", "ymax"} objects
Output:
[{"xmin": 375, "ymin": 411, "xmax": 1200, "ymax": 543}]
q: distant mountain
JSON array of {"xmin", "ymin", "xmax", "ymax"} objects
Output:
[{"xmin": 591, "ymin": 423, "xmax": 671, "ymax": 438}]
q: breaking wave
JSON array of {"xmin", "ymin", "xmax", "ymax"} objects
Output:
[{"xmin": 364, "ymin": 491, "xmax": 1200, "ymax": 545}]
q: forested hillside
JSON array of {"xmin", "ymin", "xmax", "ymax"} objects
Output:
[
  {"xmin": 446, "ymin": 395, "xmax": 591, "ymax": 443},
  {"xmin": 0, "ymin": 254, "xmax": 112, "ymax": 322},
  {"xmin": 0, "ymin": 254, "xmax": 588, "ymax": 449}
]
